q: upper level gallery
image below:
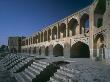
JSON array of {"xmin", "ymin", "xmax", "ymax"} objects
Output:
[{"xmin": 21, "ymin": 0, "xmax": 107, "ymax": 47}]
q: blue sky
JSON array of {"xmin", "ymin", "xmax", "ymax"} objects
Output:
[{"xmin": 0, "ymin": 0, "xmax": 93, "ymax": 45}]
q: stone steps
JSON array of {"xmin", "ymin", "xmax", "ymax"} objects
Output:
[
  {"xmin": 49, "ymin": 66, "xmax": 77, "ymax": 82},
  {"xmin": 15, "ymin": 61, "xmax": 49, "ymax": 82},
  {"xmin": 15, "ymin": 73, "xmax": 26, "ymax": 82},
  {"xmin": 20, "ymin": 72, "xmax": 32, "ymax": 82}
]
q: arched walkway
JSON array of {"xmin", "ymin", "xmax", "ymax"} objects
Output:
[
  {"xmin": 68, "ymin": 18, "xmax": 78, "ymax": 36},
  {"xmin": 41, "ymin": 32, "xmax": 43, "ymax": 42},
  {"xmin": 11, "ymin": 48, "xmax": 17, "ymax": 53},
  {"xmin": 52, "ymin": 26, "xmax": 57, "ymax": 40},
  {"xmin": 33, "ymin": 47, "xmax": 36, "ymax": 54},
  {"xmin": 38, "ymin": 32, "xmax": 40, "ymax": 43},
  {"xmin": 70, "ymin": 41, "xmax": 90, "ymax": 58},
  {"xmin": 53, "ymin": 44, "xmax": 63, "ymax": 57},
  {"xmin": 29, "ymin": 47, "xmax": 31, "ymax": 54},
  {"xmin": 45, "ymin": 46, "xmax": 49, "ymax": 56},
  {"xmin": 94, "ymin": 0, "xmax": 106, "ymax": 28},
  {"xmin": 39, "ymin": 47, "xmax": 41, "ymax": 55},
  {"xmin": 44, "ymin": 31, "xmax": 47, "ymax": 41},
  {"xmin": 80, "ymin": 13, "xmax": 89, "ymax": 33},
  {"xmin": 48, "ymin": 29, "xmax": 51, "ymax": 41},
  {"xmin": 58, "ymin": 23, "xmax": 66, "ymax": 38},
  {"xmin": 94, "ymin": 34, "xmax": 105, "ymax": 59}
]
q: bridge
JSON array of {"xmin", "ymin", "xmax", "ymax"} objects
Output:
[
  {"xmin": 1, "ymin": 0, "xmax": 110, "ymax": 82},
  {"xmin": 21, "ymin": 0, "xmax": 110, "ymax": 63}
]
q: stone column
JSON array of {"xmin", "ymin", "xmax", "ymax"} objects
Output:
[
  {"xmin": 66, "ymin": 19, "xmax": 68, "ymax": 37},
  {"xmin": 58, "ymin": 23, "xmax": 60, "ymax": 39},
  {"xmin": 89, "ymin": 5, "xmax": 96, "ymax": 60},
  {"xmin": 77, "ymin": 15, "xmax": 81, "ymax": 34},
  {"xmin": 50, "ymin": 29, "xmax": 52, "ymax": 40},
  {"xmin": 57, "ymin": 26, "xmax": 58, "ymax": 39}
]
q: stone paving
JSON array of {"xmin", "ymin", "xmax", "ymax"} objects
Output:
[
  {"xmin": 0, "ymin": 55, "xmax": 110, "ymax": 82},
  {"xmin": 60, "ymin": 58, "xmax": 110, "ymax": 82}
]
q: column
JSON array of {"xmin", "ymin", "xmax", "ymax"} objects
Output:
[
  {"xmin": 57, "ymin": 24, "xmax": 58, "ymax": 39},
  {"xmin": 66, "ymin": 19, "xmax": 68, "ymax": 37},
  {"xmin": 50, "ymin": 29, "xmax": 52, "ymax": 40}
]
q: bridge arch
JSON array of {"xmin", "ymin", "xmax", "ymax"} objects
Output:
[
  {"xmin": 68, "ymin": 18, "xmax": 78, "ymax": 36},
  {"xmin": 70, "ymin": 41, "xmax": 90, "ymax": 58},
  {"xmin": 53, "ymin": 44, "xmax": 64, "ymax": 57},
  {"xmin": 94, "ymin": 0, "xmax": 106, "ymax": 28},
  {"xmin": 94, "ymin": 33, "xmax": 105, "ymax": 59},
  {"xmin": 39, "ymin": 47, "xmax": 41, "ymax": 55},
  {"xmin": 48, "ymin": 28, "xmax": 51, "ymax": 41},
  {"xmin": 52, "ymin": 26, "xmax": 57, "ymax": 40},
  {"xmin": 45, "ymin": 46, "xmax": 49, "ymax": 56},
  {"xmin": 29, "ymin": 47, "xmax": 31, "ymax": 54},
  {"xmin": 80, "ymin": 13, "xmax": 89, "ymax": 33},
  {"xmin": 41, "ymin": 32, "xmax": 43, "ymax": 42},
  {"xmin": 33, "ymin": 47, "xmax": 36, "ymax": 54},
  {"xmin": 58, "ymin": 23, "xmax": 66, "ymax": 38},
  {"xmin": 44, "ymin": 30, "xmax": 47, "ymax": 41},
  {"xmin": 53, "ymin": 42, "xmax": 64, "ymax": 48},
  {"xmin": 11, "ymin": 48, "xmax": 17, "ymax": 53}
]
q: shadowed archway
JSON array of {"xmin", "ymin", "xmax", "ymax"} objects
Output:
[
  {"xmin": 70, "ymin": 41, "xmax": 90, "ymax": 58},
  {"xmin": 39, "ymin": 47, "xmax": 41, "ymax": 55},
  {"xmin": 45, "ymin": 46, "xmax": 49, "ymax": 56},
  {"xmin": 94, "ymin": 0, "xmax": 106, "ymax": 28},
  {"xmin": 68, "ymin": 18, "xmax": 78, "ymax": 36},
  {"xmin": 94, "ymin": 33, "xmax": 105, "ymax": 59},
  {"xmin": 53, "ymin": 44, "xmax": 63, "ymax": 57},
  {"xmin": 11, "ymin": 48, "xmax": 17, "ymax": 53},
  {"xmin": 33, "ymin": 47, "xmax": 36, "ymax": 54},
  {"xmin": 80, "ymin": 13, "xmax": 89, "ymax": 33},
  {"xmin": 58, "ymin": 23, "xmax": 66, "ymax": 38}
]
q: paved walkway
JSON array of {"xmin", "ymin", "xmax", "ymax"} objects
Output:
[{"xmin": 0, "ymin": 57, "xmax": 110, "ymax": 82}]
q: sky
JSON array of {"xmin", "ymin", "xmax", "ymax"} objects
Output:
[{"xmin": 0, "ymin": 0, "xmax": 93, "ymax": 45}]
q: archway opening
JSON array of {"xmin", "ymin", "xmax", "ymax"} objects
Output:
[
  {"xmin": 99, "ymin": 44, "xmax": 105, "ymax": 59},
  {"xmin": 52, "ymin": 26, "xmax": 57, "ymax": 40},
  {"xmin": 94, "ymin": 0, "xmax": 106, "ymax": 28},
  {"xmin": 53, "ymin": 44, "xmax": 63, "ymax": 57},
  {"xmin": 44, "ymin": 31, "xmax": 47, "ymax": 42},
  {"xmin": 11, "ymin": 48, "xmax": 17, "ymax": 53},
  {"xmin": 33, "ymin": 47, "xmax": 36, "ymax": 54},
  {"xmin": 45, "ymin": 46, "xmax": 49, "ymax": 56},
  {"xmin": 35, "ymin": 35, "xmax": 38, "ymax": 44},
  {"xmin": 48, "ymin": 29, "xmax": 51, "ymax": 41},
  {"xmin": 80, "ymin": 13, "xmax": 89, "ymax": 33},
  {"xmin": 39, "ymin": 47, "xmax": 41, "ymax": 55},
  {"xmin": 70, "ymin": 41, "xmax": 90, "ymax": 58},
  {"xmin": 94, "ymin": 34, "xmax": 105, "ymax": 59},
  {"xmin": 38, "ymin": 33, "xmax": 40, "ymax": 43},
  {"xmin": 25, "ymin": 48, "xmax": 27, "ymax": 53},
  {"xmin": 41, "ymin": 32, "xmax": 43, "ymax": 42},
  {"xmin": 68, "ymin": 18, "xmax": 78, "ymax": 36},
  {"xmin": 58, "ymin": 23, "xmax": 66, "ymax": 38},
  {"xmin": 29, "ymin": 47, "xmax": 31, "ymax": 54}
]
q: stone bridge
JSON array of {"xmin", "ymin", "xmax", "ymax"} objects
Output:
[{"xmin": 21, "ymin": 0, "xmax": 110, "ymax": 63}]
